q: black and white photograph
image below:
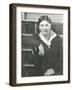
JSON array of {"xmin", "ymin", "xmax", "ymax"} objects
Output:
[
  {"xmin": 21, "ymin": 13, "xmax": 63, "ymax": 77},
  {"xmin": 9, "ymin": 3, "xmax": 70, "ymax": 86}
]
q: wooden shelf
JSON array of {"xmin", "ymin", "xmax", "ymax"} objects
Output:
[
  {"xmin": 23, "ymin": 64, "xmax": 35, "ymax": 67},
  {"xmin": 21, "ymin": 19, "xmax": 37, "ymax": 22},
  {"xmin": 22, "ymin": 49, "xmax": 32, "ymax": 52},
  {"xmin": 21, "ymin": 19, "xmax": 63, "ymax": 23},
  {"xmin": 21, "ymin": 34, "xmax": 32, "ymax": 36}
]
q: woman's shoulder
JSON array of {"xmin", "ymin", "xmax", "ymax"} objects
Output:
[
  {"xmin": 32, "ymin": 33, "xmax": 40, "ymax": 39},
  {"xmin": 54, "ymin": 35, "xmax": 62, "ymax": 41},
  {"xmin": 52, "ymin": 35, "xmax": 63, "ymax": 45},
  {"xmin": 32, "ymin": 33, "xmax": 41, "ymax": 46}
]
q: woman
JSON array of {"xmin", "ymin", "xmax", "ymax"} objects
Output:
[{"xmin": 32, "ymin": 15, "xmax": 63, "ymax": 76}]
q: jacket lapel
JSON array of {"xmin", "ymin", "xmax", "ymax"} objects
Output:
[{"xmin": 39, "ymin": 30, "xmax": 56, "ymax": 48}]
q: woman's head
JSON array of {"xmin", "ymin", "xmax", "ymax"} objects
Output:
[{"xmin": 37, "ymin": 16, "xmax": 52, "ymax": 36}]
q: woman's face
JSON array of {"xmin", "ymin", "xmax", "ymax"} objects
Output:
[{"xmin": 39, "ymin": 20, "xmax": 51, "ymax": 36}]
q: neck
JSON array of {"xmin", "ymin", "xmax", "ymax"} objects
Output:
[{"xmin": 43, "ymin": 32, "xmax": 51, "ymax": 40}]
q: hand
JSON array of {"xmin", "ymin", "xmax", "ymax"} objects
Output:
[
  {"xmin": 44, "ymin": 68, "xmax": 55, "ymax": 76},
  {"xmin": 38, "ymin": 44, "xmax": 44, "ymax": 56}
]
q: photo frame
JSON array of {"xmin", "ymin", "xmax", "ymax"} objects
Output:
[{"xmin": 9, "ymin": 3, "xmax": 70, "ymax": 86}]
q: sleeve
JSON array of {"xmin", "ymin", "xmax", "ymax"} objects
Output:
[
  {"xmin": 31, "ymin": 34, "xmax": 42, "ymax": 76},
  {"xmin": 59, "ymin": 37, "xmax": 63, "ymax": 74},
  {"xmin": 32, "ymin": 34, "xmax": 41, "ymax": 54},
  {"xmin": 56, "ymin": 36, "xmax": 63, "ymax": 75}
]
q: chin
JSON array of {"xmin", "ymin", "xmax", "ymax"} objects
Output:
[{"xmin": 42, "ymin": 33, "xmax": 48, "ymax": 36}]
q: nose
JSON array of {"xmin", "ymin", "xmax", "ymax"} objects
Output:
[
  {"xmin": 44, "ymin": 26, "xmax": 48, "ymax": 31},
  {"xmin": 43, "ymin": 25, "xmax": 47, "ymax": 30}
]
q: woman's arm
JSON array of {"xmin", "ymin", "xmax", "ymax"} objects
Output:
[
  {"xmin": 32, "ymin": 34, "xmax": 45, "ymax": 56},
  {"xmin": 55, "ymin": 36, "xmax": 63, "ymax": 75},
  {"xmin": 58, "ymin": 37, "xmax": 63, "ymax": 75}
]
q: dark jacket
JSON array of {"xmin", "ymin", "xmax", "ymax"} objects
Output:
[{"xmin": 32, "ymin": 33, "xmax": 63, "ymax": 76}]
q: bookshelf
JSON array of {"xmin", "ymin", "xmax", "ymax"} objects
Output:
[{"xmin": 21, "ymin": 20, "xmax": 37, "ymax": 77}]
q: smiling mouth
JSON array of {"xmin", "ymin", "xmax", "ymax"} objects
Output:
[{"xmin": 42, "ymin": 32, "xmax": 48, "ymax": 35}]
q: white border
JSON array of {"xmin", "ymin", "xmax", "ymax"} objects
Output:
[{"xmin": 16, "ymin": 7, "xmax": 68, "ymax": 83}]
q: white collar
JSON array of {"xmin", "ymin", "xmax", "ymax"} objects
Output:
[{"xmin": 39, "ymin": 30, "xmax": 56, "ymax": 48}]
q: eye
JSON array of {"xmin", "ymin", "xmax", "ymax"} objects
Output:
[
  {"xmin": 45, "ymin": 24, "xmax": 48, "ymax": 26},
  {"xmin": 41, "ymin": 24, "xmax": 44, "ymax": 26}
]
